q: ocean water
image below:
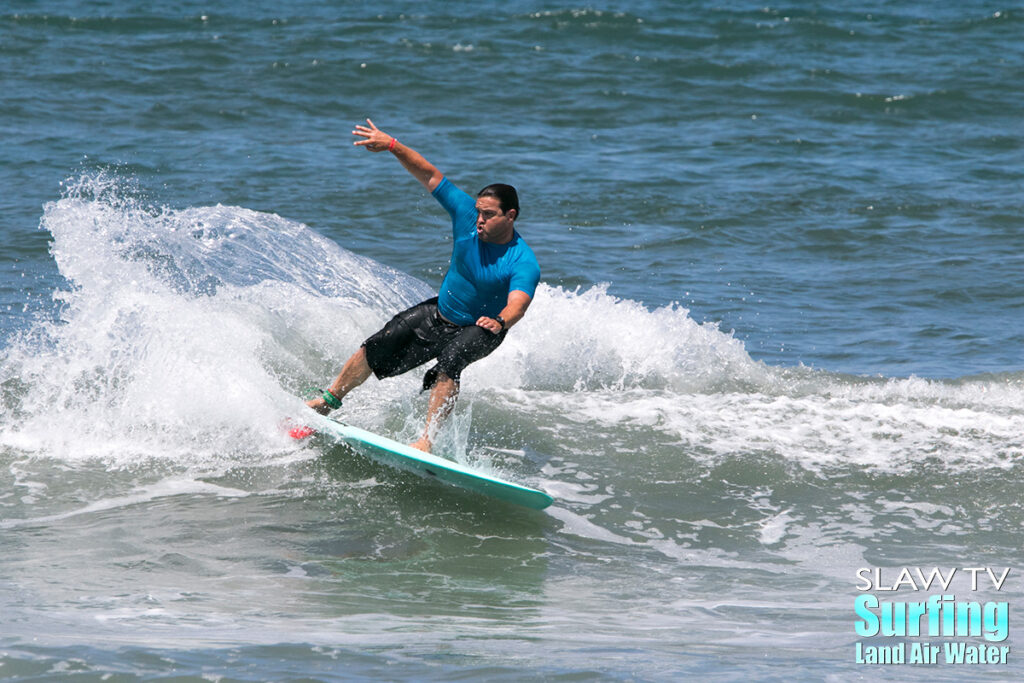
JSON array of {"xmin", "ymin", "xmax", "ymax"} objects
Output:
[{"xmin": 2, "ymin": 1, "xmax": 1023, "ymax": 680}]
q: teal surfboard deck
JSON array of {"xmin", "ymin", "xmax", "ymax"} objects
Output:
[{"xmin": 315, "ymin": 417, "xmax": 553, "ymax": 510}]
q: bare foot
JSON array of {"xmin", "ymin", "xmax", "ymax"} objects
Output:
[
  {"xmin": 306, "ymin": 397, "xmax": 332, "ymax": 415},
  {"xmin": 408, "ymin": 437, "xmax": 432, "ymax": 453}
]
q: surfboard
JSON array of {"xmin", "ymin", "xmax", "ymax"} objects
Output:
[{"xmin": 307, "ymin": 417, "xmax": 553, "ymax": 510}]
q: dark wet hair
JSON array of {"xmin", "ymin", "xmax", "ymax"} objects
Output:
[{"xmin": 477, "ymin": 183, "xmax": 520, "ymax": 219}]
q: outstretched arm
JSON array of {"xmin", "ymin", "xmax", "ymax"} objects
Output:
[{"xmin": 353, "ymin": 119, "xmax": 444, "ymax": 192}]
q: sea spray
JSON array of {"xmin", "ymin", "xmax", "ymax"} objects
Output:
[
  {"xmin": 2, "ymin": 173, "xmax": 1023, "ymax": 483},
  {"xmin": 0, "ymin": 174, "xmax": 433, "ymax": 464}
]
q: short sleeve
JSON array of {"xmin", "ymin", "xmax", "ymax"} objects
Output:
[
  {"xmin": 431, "ymin": 177, "xmax": 477, "ymax": 238},
  {"xmin": 508, "ymin": 250, "xmax": 541, "ymax": 298}
]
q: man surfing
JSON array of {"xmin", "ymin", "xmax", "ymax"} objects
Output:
[{"xmin": 305, "ymin": 119, "xmax": 540, "ymax": 454}]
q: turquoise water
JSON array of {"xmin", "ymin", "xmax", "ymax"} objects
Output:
[{"xmin": 2, "ymin": 2, "xmax": 1023, "ymax": 680}]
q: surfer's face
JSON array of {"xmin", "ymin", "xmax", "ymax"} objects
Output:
[{"xmin": 475, "ymin": 196, "xmax": 516, "ymax": 244}]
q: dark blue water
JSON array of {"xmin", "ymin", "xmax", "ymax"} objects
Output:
[{"xmin": 2, "ymin": 2, "xmax": 1023, "ymax": 680}]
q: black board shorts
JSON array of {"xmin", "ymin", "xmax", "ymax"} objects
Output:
[{"xmin": 362, "ymin": 297, "xmax": 507, "ymax": 390}]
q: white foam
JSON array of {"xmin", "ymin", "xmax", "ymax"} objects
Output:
[
  {"xmin": 546, "ymin": 505, "xmax": 641, "ymax": 546},
  {"xmin": 0, "ymin": 173, "xmax": 431, "ymax": 467},
  {"xmin": 467, "ymin": 282, "xmax": 770, "ymax": 393},
  {"xmin": 507, "ymin": 383, "xmax": 1024, "ymax": 474},
  {"xmin": 0, "ymin": 476, "xmax": 249, "ymax": 529}
]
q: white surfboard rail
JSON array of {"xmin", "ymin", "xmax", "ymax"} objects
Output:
[{"xmin": 316, "ymin": 417, "xmax": 553, "ymax": 510}]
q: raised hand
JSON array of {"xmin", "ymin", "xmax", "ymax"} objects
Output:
[{"xmin": 352, "ymin": 118, "xmax": 394, "ymax": 152}]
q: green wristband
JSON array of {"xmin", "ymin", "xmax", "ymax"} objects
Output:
[{"xmin": 321, "ymin": 390, "xmax": 342, "ymax": 410}]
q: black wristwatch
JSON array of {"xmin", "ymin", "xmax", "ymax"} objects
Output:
[{"xmin": 495, "ymin": 315, "xmax": 507, "ymax": 330}]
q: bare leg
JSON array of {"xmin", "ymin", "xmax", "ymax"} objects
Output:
[
  {"xmin": 307, "ymin": 347, "xmax": 373, "ymax": 415},
  {"xmin": 408, "ymin": 373, "xmax": 459, "ymax": 453}
]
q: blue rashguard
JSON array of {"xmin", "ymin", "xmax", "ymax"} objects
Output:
[{"xmin": 431, "ymin": 177, "xmax": 540, "ymax": 326}]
